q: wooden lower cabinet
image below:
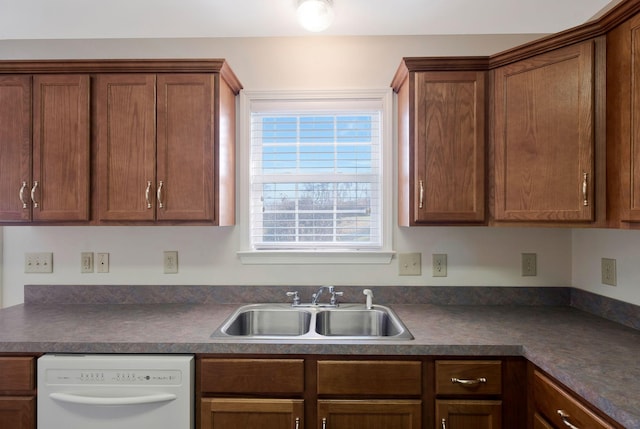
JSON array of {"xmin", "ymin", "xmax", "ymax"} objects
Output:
[
  {"xmin": 0, "ymin": 397, "xmax": 35, "ymax": 429},
  {"xmin": 201, "ymin": 398, "xmax": 303, "ymax": 429},
  {"xmin": 0, "ymin": 356, "xmax": 36, "ymax": 429},
  {"xmin": 318, "ymin": 400, "xmax": 421, "ymax": 429},
  {"xmin": 435, "ymin": 400, "xmax": 501, "ymax": 429},
  {"xmin": 533, "ymin": 412, "xmax": 555, "ymax": 429}
]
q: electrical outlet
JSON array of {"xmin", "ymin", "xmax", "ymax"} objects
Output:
[
  {"xmin": 164, "ymin": 251, "xmax": 178, "ymax": 274},
  {"xmin": 81, "ymin": 252, "xmax": 94, "ymax": 273},
  {"xmin": 522, "ymin": 253, "xmax": 537, "ymax": 276},
  {"xmin": 602, "ymin": 258, "xmax": 617, "ymax": 286},
  {"xmin": 432, "ymin": 253, "xmax": 447, "ymax": 277},
  {"xmin": 97, "ymin": 253, "xmax": 109, "ymax": 273},
  {"xmin": 398, "ymin": 253, "xmax": 421, "ymax": 276},
  {"xmin": 24, "ymin": 252, "xmax": 53, "ymax": 273}
]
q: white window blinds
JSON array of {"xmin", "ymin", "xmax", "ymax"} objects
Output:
[{"xmin": 249, "ymin": 97, "xmax": 383, "ymax": 250}]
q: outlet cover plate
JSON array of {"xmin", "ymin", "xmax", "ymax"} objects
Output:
[
  {"xmin": 97, "ymin": 253, "xmax": 109, "ymax": 273},
  {"xmin": 164, "ymin": 251, "xmax": 179, "ymax": 274},
  {"xmin": 432, "ymin": 253, "xmax": 447, "ymax": 277},
  {"xmin": 601, "ymin": 258, "xmax": 617, "ymax": 286},
  {"xmin": 522, "ymin": 253, "xmax": 537, "ymax": 276}
]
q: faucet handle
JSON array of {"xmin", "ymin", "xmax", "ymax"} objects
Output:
[
  {"xmin": 286, "ymin": 291, "xmax": 300, "ymax": 306},
  {"xmin": 330, "ymin": 289, "xmax": 344, "ymax": 306}
]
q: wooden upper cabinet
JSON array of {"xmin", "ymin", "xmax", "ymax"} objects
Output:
[
  {"xmin": 156, "ymin": 74, "xmax": 215, "ymax": 221},
  {"xmin": 607, "ymin": 12, "xmax": 640, "ymax": 224},
  {"xmin": 393, "ymin": 64, "xmax": 486, "ymax": 225},
  {"xmin": 493, "ymin": 40, "xmax": 602, "ymax": 222},
  {"xmin": 0, "ymin": 74, "xmax": 90, "ymax": 223},
  {"xmin": 0, "ymin": 76, "xmax": 31, "ymax": 221},
  {"xmin": 32, "ymin": 75, "xmax": 90, "ymax": 221},
  {"xmin": 95, "ymin": 74, "xmax": 157, "ymax": 222},
  {"xmin": 95, "ymin": 68, "xmax": 239, "ymax": 225}
]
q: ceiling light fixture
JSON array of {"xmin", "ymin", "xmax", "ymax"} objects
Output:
[{"xmin": 296, "ymin": 0, "xmax": 335, "ymax": 32}]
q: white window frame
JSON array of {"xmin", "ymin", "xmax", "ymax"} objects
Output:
[{"xmin": 237, "ymin": 89, "xmax": 394, "ymax": 265}]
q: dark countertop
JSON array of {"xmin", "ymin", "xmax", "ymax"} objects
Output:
[{"xmin": 0, "ymin": 302, "xmax": 638, "ymax": 427}]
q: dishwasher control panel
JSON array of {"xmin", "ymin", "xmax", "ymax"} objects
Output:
[{"xmin": 44, "ymin": 368, "xmax": 183, "ymax": 386}]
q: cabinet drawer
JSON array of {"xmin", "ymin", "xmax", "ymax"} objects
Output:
[
  {"xmin": 436, "ymin": 360, "xmax": 501, "ymax": 396},
  {"xmin": 533, "ymin": 370, "xmax": 615, "ymax": 429},
  {"xmin": 0, "ymin": 357, "xmax": 35, "ymax": 391},
  {"xmin": 200, "ymin": 359, "xmax": 304, "ymax": 394},
  {"xmin": 317, "ymin": 360, "xmax": 421, "ymax": 395}
]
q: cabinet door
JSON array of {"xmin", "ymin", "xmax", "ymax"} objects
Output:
[
  {"xmin": 95, "ymin": 74, "xmax": 156, "ymax": 221},
  {"xmin": 32, "ymin": 75, "xmax": 90, "ymax": 221},
  {"xmin": 493, "ymin": 40, "xmax": 595, "ymax": 221},
  {"xmin": 156, "ymin": 74, "xmax": 215, "ymax": 221},
  {"xmin": 533, "ymin": 412, "xmax": 555, "ymax": 429},
  {"xmin": 413, "ymin": 71, "xmax": 485, "ymax": 223},
  {"xmin": 0, "ymin": 397, "xmax": 35, "ymax": 429},
  {"xmin": 0, "ymin": 76, "xmax": 31, "ymax": 221},
  {"xmin": 436, "ymin": 399, "xmax": 501, "ymax": 429},
  {"xmin": 318, "ymin": 400, "xmax": 421, "ymax": 429},
  {"xmin": 201, "ymin": 398, "xmax": 303, "ymax": 429}
]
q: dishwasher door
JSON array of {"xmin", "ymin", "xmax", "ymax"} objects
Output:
[{"xmin": 37, "ymin": 354, "xmax": 194, "ymax": 429}]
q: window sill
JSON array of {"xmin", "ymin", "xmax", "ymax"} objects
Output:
[{"xmin": 237, "ymin": 250, "xmax": 395, "ymax": 265}]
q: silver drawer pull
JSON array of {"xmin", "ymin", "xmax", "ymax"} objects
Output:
[
  {"xmin": 441, "ymin": 418, "xmax": 447, "ymax": 429},
  {"xmin": 321, "ymin": 417, "xmax": 327, "ymax": 429},
  {"xmin": 30, "ymin": 180, "xmax": 39, "ymax": 208},
  {"xmin": 294, "ymin": 417, "xmax": 300, "ymax": 429},
  {"xmin": 582, "ymin": 172, "xmax": 588, "ymax": 206},
  {"xmin": 145, "ymin": 181, "xmax": 152, "ymax": 209},
  {"xmin": 557, "ymin": 410, "xmax": 580, "ymax": 429},
  {"xmin": 451, "ymin": 377, "xmax": 487, "ymax": 385},
  {"xmin": 157, "ymin": 180, "xmax": 164, "ymax": 209},
  {"xmin": 19, "ymin": 181, "xmax": 29, "ymax": 208},
  {"xmin": 419, "ymin": 179, "xmax": 424, "ymax": 209}
]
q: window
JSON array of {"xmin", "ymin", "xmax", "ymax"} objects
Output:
[{"xmin": 239, "ymin": 90, "xmax": 393, "ymax": 263}]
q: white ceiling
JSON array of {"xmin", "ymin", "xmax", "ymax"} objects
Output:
[{"xmin": 0, "ymin": 0, "xmax": 617, "ymax": 40}]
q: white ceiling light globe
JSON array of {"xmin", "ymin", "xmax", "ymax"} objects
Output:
[{"xmin": 297, "ymin": 0, "xmax": 335, "ymax": 32}]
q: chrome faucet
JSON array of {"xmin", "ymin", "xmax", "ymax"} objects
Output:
[{"xmin": 311, "ymin": 286, "xmax": 343, "ymax": 306}]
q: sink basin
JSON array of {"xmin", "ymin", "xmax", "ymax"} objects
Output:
[
  {"xmin": 315, "ymin": 309, "xmax": 406, "ymax": 337},
  {"xmin": 219, "ymin": 305, "xmax": 312, "ymax": 336},
  {"xmin": 212, "ymin": 303, "xmax": 413, "ymax": 341}
]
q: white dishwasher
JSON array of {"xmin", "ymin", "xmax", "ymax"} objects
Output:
[{"xmin": 37, "ymin": 354, "xmax": 193, "ymax": 429}]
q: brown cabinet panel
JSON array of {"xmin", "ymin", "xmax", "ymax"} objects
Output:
[
  {"xmin": 414, "ymin": 72, "xmax": 485, "ymax": 223},
  {"xmin": 318, "ymin": 399, "xmax": 421, "ymax": 429},
  {"xmin": 0, "ymin": 357, "xmax": 35, "ymax": 392},
  {"xmin": 95, "ymin": 74, "xmax": 157, "ymax": 221},
  {"xmin": 200, "ymin": 358, "xmax": 304, "ymax": 394},
  {"xmin": 394, "ymin": 67, "xmax": 485, "ymax": 225},
  {"xmin": 201, "ymin": 398, "xmax": 303, "ymax": 429},
  {"xmin": 156, "ymin": 74, "xmax": 215, "ymax": 221},
  {"xmin": 493, "ymin": 40, "xmax": 596, "ymax": 222},
  {"xmin": 436, "ymin": 399, "xmax": 501, "ymax": 429},
  {"xmin": 533, "ymin": 412, "xmax": 555, "ymax": 429},
  {"xmin": 0, "ymin": 397, "xmax": 35, "ymax": 429},
  {"xmin": 435, "ymin": 360, "xmax": 502, "ymax": 396},
  {"xmin": 532, "ymin": 370, "xmax": 615, "ymax": 429},
  {"xmin": 32, "ymin": 74, "xmax": 90, "ymax": 221},
  {"xmin": 317, "ymin": 360, "xmax": 421, "ymax": 396},
  {"xmin": 0, "ymin": 76, "xmax": 32, "ymax": 222}
]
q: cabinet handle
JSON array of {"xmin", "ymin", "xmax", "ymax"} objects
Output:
[
  {"xmin": 557, "ymin": 410, "xmax": 580, "ymax": 429},
  {"xmin": 321, "ymin": 417, "xmax": 327, "ymax": 429},
  {"xmin": 145, "ymin": 181, "xmax": 153, "ymax": 209},
  {"xmin": 157, "ymin": 181, "xmax": 164, "ymax": 209},
  {"xmin": 441, "ymin": 418, "xmax": 447, "ymax": 429},
  {"xmin": 19, "ymin": 181, "xmax": 29, "ymax": 208},
  {"xmin": 294, "ymin": 417, "xmax": 300, "ymax": 429},
  {"xmin": 419, "ymin": 179, "xmax": 424, "ymax": 209},
  {"xmin": 451, "ymin": 377, "xmax": 487, "ymax": 385},
  {"xmin": 582, "ymin": 172, "xmax": 588, "ymax": 206},
  {"xmin": 30, "ymin": 181, "xmax": 39, "ymax": 208}
]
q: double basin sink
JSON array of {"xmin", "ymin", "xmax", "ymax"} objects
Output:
[{"xmin": 212, "ymin": 303, "xmax": 413, "ymax": 341}]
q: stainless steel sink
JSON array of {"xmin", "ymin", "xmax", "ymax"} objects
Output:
[
  {"xmin": 211, "ymin": 303, "xmax": 413, "ymax": 340},
  {"xmin": 315, "ymin": 308, "xmax": 407, "ymax": 337},
  {"xmin": 218, "ymin": 304, "xmax": 312, "ymax": 337}
]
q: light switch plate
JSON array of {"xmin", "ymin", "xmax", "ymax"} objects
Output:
[
  {"xmin": 398, "ymin": 253, "xmax": 421, "ymax": 276},
  {"xmin": 522, "ymin": 253, "xmax": 537, "ymax": 276},
  {"xmin": 81, "ymin": 252, "xmax": 94, "ymax": 273},
  {"xmin": 24, "ymin": 252, "xmax": 53, "ymax": 273}
]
